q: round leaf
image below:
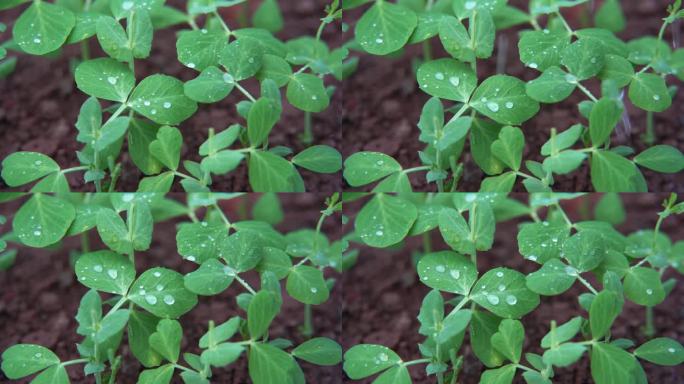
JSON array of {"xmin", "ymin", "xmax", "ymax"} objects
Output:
[
  {"xmin": 634, "ymin": 145, "xmax": 684, "ymax": 173},
  {"xmin": 219, "ymin": 37, "xmax": 263, "ymax": 81},
  {"xmin": 517, "ymin": 222, "xmax": 570, "ymax": 264},
  {"xmin": 75, "ymin": 250, "xmax": 136, "ymax": 295},
  {"xmin": 628, "ymin": 73, "xmax": 672, "ymax": 112},
  {"xmin": 561, "ymin": 39, "xmax": 605, "ymax": 80},
  {"xmin": 286, "ymin": 73, "xmax": 329, "ymax": 113},
  {"xmin": 518, "ymin": 30, "xmax": 570, "ymax": 71},
  {"xmin": 1, "ymin": 152, "xmax": 60, "ymax": 187},
  {"xmin": 13, "ymin": 2, "xmax": 75, "ymax": 55},
  {"xmin": 525, "ymin": 259, "xmax": 577, "ymax": 296},
  {"xmin": 0, "ymin": 344, "xmax": 60, "ymax": 379},
  {"xmin": 634, "ymin": 338, "xmax": 684, "ymax": 366},
  {"xmin": 129, "ymin": 268, "xmax": 198, "ymax": 319},
  {"xmin": 176, "ymin": 29, "xmax": 226, "ymax": 71},
  {"xmin": 292, "ymin": 145, "xmax": 342, "ymax": 174},
  {"xmin": 470, "ymin": 75, "xmax": 540, "ymax": 125},
  {"xmin": 355, "ymin": 194, "xmax": 417, "ymax": 248},
  {"xmin": 129, "ymin": 75, "xmax": 198, "ymax": 125},
  {"xmin": 417, "ymin": 251, "xmax": 478, "ymax": 295},
  {"xmin": 292, "ymin": 338, "xmax": 342, "ymax": 366},
  {"xmin": 471, "ymin": 268, "xmax": 540, "ymax": 319},
  {"xmin": 75, "ymin": 58, "xmax": 135, "ymax": 102},
  {"xmin": 343, "ymin": 344, "xmax": 401, "ymax": 379},
  {"xmin": 13, "ymin": 194, "xmax": 75, "ymax": 248},
  {"xmin": 525, "ymin": 66, "xmax": 576, "ymax": 103},
  {"xmin": 623, "ymin": 267, "xmax": 665, "ymax": 306},
  {"xmin": 417, "ymin": 58, "xmax": 478, "ymax": 102},
  {"xmin": 286, "ymin": 265, "xmax": 329, "ymax": 305},
  {"xmin": 176, "ymin": 222, "xmax": 228, "ymax": 264},
  {"xmin": 354, "ymin": 1, "xmax": 417, "ymax": 55},
  {"xmin": 562, "ymin": 230, "xmax": 606, "ymax": 272},
  {"xmin": 343, "ymin": 152, "xmax": 402, "ymax": 187},
  {"xmin": 184, "ymin": 259, "xmax": 234, "ymax": 296},
  {"xmin": 183, "ymin": 66, "xmax": 234, "ymax": 103}
]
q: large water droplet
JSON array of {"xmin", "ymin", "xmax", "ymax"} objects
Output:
[
  {"xmin": 107, "ymin": 77, "xmax": 117, "ymax": 85},
  {"xmin": 107, "ymin": 269, "xmax": 118, "ymax": 279},
  {"xmin": 487, "ymin": 102, "xmax": 500, "ymax": 112},
  {"xmin": 646, "ymin": 289, "xmax": 653, "ymax": 295},
  {"xmin": 449, "ymin": 76, "xmax": 460, "ymax": 86},
  {"xmin": 93, "ymin": 265, "xmax": 103, "ymax": 273},
  {"xmin": 379, "ymin": 353, "xmax": 389, "ymax": 362},
  {"xmin": 505, "ymin": 102, "xmax": 514, "ymax": 109},
  {"xmin": 506, "ymin": 295, "xmax": 517, "ymax": 305},
  {"xmin": 450, "ymin": 269, "xmax": 460, "ymax": 279},
  {"xmin": 145, "ymin": 295, "xmax": 158, "ymax": 305},
  {"xmin": 487, "ymin": 295, "xmax": 500, "ymax": 305},
  {"xmin": 163, "ymin": 102, "xmax": 171, "ymax": 109},
  {"xmin": 496, "ymin": 271, "xmax": 504, "ymax": 277},
  {"xmin": 310, "ymin": 287, "xmax": 318, "ymax": 293},
  {"xmin": 436, "ymin": 265, "xmax": 446, "ymax": 273},
  {"xmin": 163, "ymin": 295, "xmax": 175, "ymax": 305},
  {"xmin": 653, "ymin": 95, "xmax": 661, "ymax": 101},
  {"xmin": 153, "ymin": 271, "xmax": 162, "ymax": 277}
]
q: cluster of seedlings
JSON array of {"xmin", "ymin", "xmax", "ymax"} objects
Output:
[
  {"xmin": 1, "ymin": 0, "xmax": 348, "ymax": 192},
  {"xmin": 344, "ymin": 0, "xmax": 684, "ymax": 192},
  {"xmin": 343, "ymin": 192, "xmax": 684, "ymax": 383},
  {"xmin": 0, "ymin": 192, "xmax": 351, "ymax": 383}
]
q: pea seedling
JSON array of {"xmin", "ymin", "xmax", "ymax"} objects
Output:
[
  {"xmin": 0, "ymin": 192, "xmax": 348, "ymax": 383},
  {"xmin": 344, "ymin": 0, "xmax": 684, "ymax": 192},
  {"xmin": 343, "ymin": 192, "xmax": 684, "ymax": 383},
  {"xmin": 1, "ymin": 0, "xmax": 346, "ymax": 192}
]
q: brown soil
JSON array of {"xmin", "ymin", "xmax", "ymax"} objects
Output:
[
  {"xmin": 0, "ymin": 0, "xmax": 341, "ymax": 193},
  {"xmin": 341, "ymin": 194, "xmax": 684, "ymax": 383},
  {"xmin": 342, "ymin": 0, "xmax": 684, "ymax": 192},
  {"xmin": 0, "ymin": 193, "xmax": 343, "ymax": 383}
]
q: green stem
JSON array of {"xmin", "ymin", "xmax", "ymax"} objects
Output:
[
  {"xmin": 81, "ymin": 232, "xmax": 90, "ymax": 253},
  {"xmin": 644, "ymin": 306, "xmax": 655, "ymax": 337},
  {"xmin": 235, "ymin": 274, "xmax": 257, "ymax": 295},
  {"xmin": 422, "ymin": 232, "xmax": 432, "ymax": 254},
  {"xmin": 213, "ymin": 203, "xmax": 232, "ymax": 230},
  {"xmin": 447, "ymin": 296, "xmax": 471, "ymax": 317},
  {"xmin": 402, "ymin": 358, "xmax": 431, "ymax": 367},
  {"xmin": 555, "ymin": 10, "xmax": 574, "ymax": 35},
  {"xmin": 446, "ymin": 104, "xmax": 470, "ymax": 125},
  {"xmin": 644, "ymin": 111, "xmax": 655, "ymax": 145},
  {"xmin": 403, "ymin": 166, "xmax": 431, "ymax": 174},
  {"xmin": 234, "ymin": 82, "xmax": 257, "ymax": 102},
  {"xmin": 576, "ymin": 82, "xmax": 598, "ymax": 102},
  {"xmin": 61, "ymin": 358, "xmax": 90, "ymax": 367},
  {"xmin": 576, "ymin": 274, "xmax": 599, "ymax": 295},
  {"xmin": 302, "ymin": 304, "xmax": 313, "ymax": 337},
  {"xmin": 302, "ymin": 111, "xmax": 313, "ymax": 145},
  {"xmin": 554, "ymin": 203, "xmax": 574, "ymax": 229},
  {"xmin": 213, "ymin": 10, "xmax": 232, "ymax": 36},
  {"xmin": 104, "ymin": 296, "xmax": 128, "ymax": 318}
]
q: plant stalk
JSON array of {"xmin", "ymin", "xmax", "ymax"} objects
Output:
[
  {"xmin": 302, "ymin": 303, "xmax": 314, "ymax": 337},
  {"xmin": 644, "ymin": 306, "xmax": 655, "ymax": 337}
]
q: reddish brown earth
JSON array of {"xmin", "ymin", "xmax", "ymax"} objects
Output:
[
  {"xmin": 0, "ymin": 0, "xmax": 341, "ymax": 193},
  {"xmin": 342, "ymin": 0, "xmax": 684, "ymax": 192},
  {"xmin": 341, "ymin": 194, "xmax": 684, "ymax": 383},
  {"xmin": 0, "ymin": 194, "xmax": 343, "ymax": 383}
]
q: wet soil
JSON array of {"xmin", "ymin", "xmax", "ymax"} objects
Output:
[
  {"xmin": 342, "ymin": 0, "xmax": 684, "ymax": 192},
  {"xmin": 341, "ymin": 193, "xmax": 684, "ymax": 383},
  {"xmin": 0, "ymin": 0, "xmax": 341, "ymax": 193},
  {"xmin": 0, "ymin": 193, "xmax": 343, "ymax": 383}
]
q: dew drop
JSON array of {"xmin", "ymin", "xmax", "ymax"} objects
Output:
[
  {"xmin": 310, "ymin": 287, "xmax": 318, "ymax": 293},
  {"xmin": 187, "ymin": 62, "xmax": 196, "ymax": 69},
  {"xmin": 498, "ymin": 284, "xmax": 506, "ymax": 291},
  {"xmin": 465, "ymin": 1, "xmax": 476, "ymax": 10},
  {"xmin": 93, "ymin": 265, "xmax": 103, "ymax": 273},
  {"xmin": 34, "ymin": 352, "xmax": 42, "ymax": 358},
  {"xmin": 379, "ymin": 353, "xmax": 389, "ymax": 362},
  {"xmin": 646, "ymin": 288, "xmax": 653, "ymax": 295},
  {"xmin": 528, "ymin": 62, "xmax": 538, "ymax": 69},
  {"xmin": 145, "ymin": 295, "xmax": 158, "ymax": 305},
  {"xmin": 107, "ymin": 269, "xmax": 118, "ymax": 279},
  {"xmin": 487, "ymin": 295, "xmax": 500, "ymax": 305},
  {"xmin": 153, "ymin": 271, "xmax": 162, "ymax": 277},
  {"xmin": 187, "ymin": 256, "xmax": 196, "ymax": 262},
  {"xmin": 33, "ymin": 230, "xmax": 41, "ymax": 236},
  {"xmin": 143, "ymin": 101, "xmax": 151, "ymax": 106},
  {"xmin": 375, "ymin": 38, "xmax": 384, "ymax": 44},
  {"xmin": 496, "ymin": 271, "xmax": 504, "ymax": 278},
  {"xmin": 668, "ymin": 347, "xmax": 676, "ymax": 353},
  {"xmin": 436, "ymin": 265, "xmax": 446, "ymax": 273},
  {"xmin": 450, "ymin": 269, "xmax": 460, "ymax": 279},
  {"xmin": 449, "ymin": 76, "xmax": 460, "ymax": 86},
  {"xmin": 33, "ymin": 38, "xmax": 41, "ymax": 44},
  {"xmin": 163, "ymin": 102, "xmax": 172, "ymax": 109},
  {"xmin": 487, "ymin": 102, "xmax": 500, "ymax": 112},
  {"xmin": 107, "ymin": 76, "xmax": 118, "ymax": 85},
  {"xmin": 375, "ymin": 230, "xmax": 383, "ymax": 236},
  {"xmin": 34, "ymin": 160, "xmax": 42, "ymax": 166},
  {"xmin": 653, "ymin": 95, "xmax": 661, "ymax": 101},
  {"xmin": 505, "ymin": 102, "xmax": 514, "ymax": 109},
  {"xmin": 163, "ymin": 295, "xmax": 175, "ymax": 305},
  {"xmin": 223, "ymin": 73, "xmax": 234, "ymax": 84},
  {"xmin": 506, "ymin": 295, "xmax": 517, "ymax": 305},
  {"xmin": 122, "ymin": 1, "xmax": 134, "ymax": 10},
  {"xmin": 156, "ymin": 284, "xmax": 164, "ymax": 291},
  {"xmin": 435, "ymin": 72, "xmax": 445, "ymax": 80}
]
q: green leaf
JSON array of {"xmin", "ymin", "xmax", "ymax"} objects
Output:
[
  {"xmin": 128, "ymin": 310, "xmax": 163, "ymax": 368},
  {"xmin": 248, "ymin": 150, "xmax": 300, "ymax": 192},
  {"xmin": 199, "ymin": 125, "xmax": 241, "ymax": 156},
  {"xmin": 491, "ymin": 126, "xmax": 524, "ymax": 171},
  {"xmin": 292, "ymin": 338, "xmax": 342, "ymax": 366},
  {"xmin": 417, "ymin": 251, "xmax": 478, "ymax": 295},
  {"xmin": 590, "ymin": 150, "xmax": 646, "ymax": 192},
  {"xmin": 201, "ymin": 150, "xmax": 244, "ymax": 175},
  {"xmin": 219, "ymin": 37, "xmax": 263, "ymax": 81},
  {"xmin": 176, "ymin": 29, "xmax": 227, "ymax": 71},
  {"xmin": 75, "ymin": 250, "xmax": 135, "ymax": 295},
  {"xmin": 343, "ymin": 152, "xmax": 402, "ymax": 186},
  {"xmin": 256, "ymin": 54, "xmax": 293, "ymax": 86},
  {"xmin": 137, "ymin": 364, "xmax": 174, "ymax": 384},
  {"xmin": 541, "ymin": 124, "xmax": 584, "ymax": 155},
  {"xmin": 480, "ymin": 364, "xmax": 516, "ymax": 384},
  {"xmin": 31, "ymin": 364, "xmax": 69, "ymax": 384},
  {"xmin": 76, "ymin": 289, "xmax": 102, "ymax": 337},
  {"xmin": 471, "ymin": 310, "xmax": 505, "ymax": 367},
  {"xmin": 543, "ymin": 343, "xmax": 587, "ymax": 367},
  {"xmin": 96, "ymin": 208, "xmax": 133, "ymax": 254},
  {"xmin": 541, "ymin": 316, "xmax": 583, "ymax": 348},
  {"xmin": 93, "ymin": 117, "xmax": 129, "ymax": 152},
  {"xmin": 96, "ymin": 16, "xmax": 132, "ymax": 62},
  {"xmin": 256, "ymin": 247, "xmax": 291, "ymax": 278},
  {"xmin": 128, "ymin": 199, "xmax": 153, "ymax": 251},
  {"xmin": 480, "ymin": 172, "xmax": 516, "ymax": 192},
  {"xmin": 438, "ymin": 207, "xmax": 474, "ymax": 254},
  {"xmin": 223, "ymin": 231, "xmax": 263, "ymax": 272},
  {"xmin": 634, "ymin": 338, "xmax": 684, "ymax": 366},
  {"xmin": 563, "ymin": 230, "xmax": 606, "ymax": 272},
  {"xmin": 595, "ymin": 0, "xmax": 625, "ymax": 32},
  {"xmin": 130, "ymin": 75, "xmax": 198, "ymax": 125},
  {"xmin": 184, "ymin": 66, "xmax": 234, "ymax": 103},
  {"xmin": 526, "ymin": 259, "xmax": 577, "ymax": 295},
  {"xmin": 286, "ymin": 73, "xmax": 330, "ymax": 113},
  {"xmin": 75, "ymin": 58, "xmax": 135, "ymax": 102},
  {"xmin": 518, "ymin": 30, "xmax": 570, "ymax": 71},
  {"xmin": 561, "ymin": 39, "xmax": 605, "ymax": 80},
  {"xmin": 590, "ymin": 98, "xmax": 622, "ymax": 147},
  {"xmin": 13, "ymin": 2, "xmax": 75, "ymax": 55},
  {"xmin": 149, "ymin": 126, "xmax": 182, "ymax": 171},
  {"xmin": 128, "ymin": 119, "xmax": 163, "ymax": 175},
  {"xmin": 355, "ymin": 194, "xmax": 417, "ymax": 248},
  {"xmin": 128, "ymin": 8, "xmax": 153, "ymax": 59},
  {"xmin": 252, "ymin": 0, "xmax": 283, "ymax": 33},
  {"xmin": 201, "ymin": 342, "xmax": 244, "ymax": 368},
  {"xmin": 599, "ymin": 54, "xmax": 634, "ymax": 88},
  {"xmin": 248, "ymin": 290, "xmax": 280, "ymax": 339},
  {"xmin": 248, "ymin": 97, "xmax": 280, "ymax": 147},
  {"xmin": 471, "ymin": 8, "xmax": 495, "ymax": 59},
  {"xmin": 471, "ymin": 268, "xmax": 540, "ymax": 319},
  {"xmin": 292, "ymin": 145, "xmax": 342, "ymax": 174},
  {"xmin": 628, "ymin": 73, "xmax": 672, "ymax": 112},
  {"xmin": 1, "ymin": 152, "xmax": 60, "ymax": 187},
  {"xmin": 1, "ymin": 344, "xmax": 60, "ymax": 379},
  {"xmin": 590, "ymin": 290, "xmax": 621, "ymax": 339},
  {"xmin": 437, "ymin": 309, "xmax": 471, "ymax": 344},
  {"xmin": 491, "ymin": 319, "xmax": 524, "ymax": 364},
  {"xmin": 129, "ymin": 268, "xmax": 198, "ymax": 319},
  {"xmin": 13, "ymin": 194, "xmax": 75, "ymax": 248},
  {"xmin": 525, "ymin": 66, "xmax": 576, "ymax": 103},
  {"xmin": 470, "ymin": 75, "xmax": 540, "ymax": 125},
  {"xmin": 623, "ymin": 267, "xmax": 665, "ymax": 306},
  {"xmin": 591, "ymin": 342, "xmax": 638, "ymax": 384},
  {"xmin": 343, "ymin": 344, "xmax": 401, "ymax": 379},
  {"xmin": 517, "ymin": 222, "xmax": 570, "ymax": 264},
  {"xmin": 94, "ymin": 309, "xmax": 129, "ymax": 343},
  {"xmin": 248, "ymin": 343, "xmax": 297, "ymax": 384},
  {"xmin": 355, "ymin": 1, "xmax": 417, "ymax": 55},
  {"xmin": 417, "ymin": 58, "xmax": 477, "ymax": 102},
  {"xmin": 544, "ymin": 150, "xmax": 587, "ymax": 175},
  {"xmin": 438, "ymin": 15, "xmax": 474, "ymax": 62},
  {"xmin": 176, "ymin": 222, "xmax": 227, "ymax": 264},
  {"xmin": 286, "ymin": 265, "xmax": 329, "ymax": 305},
  {"xmin": 634, "ymin": 145, "xmax": 684, "ymax": 173},
  {"xmin": 184, "ymin": 259, "xmax": 234, "ymax": 295}
]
